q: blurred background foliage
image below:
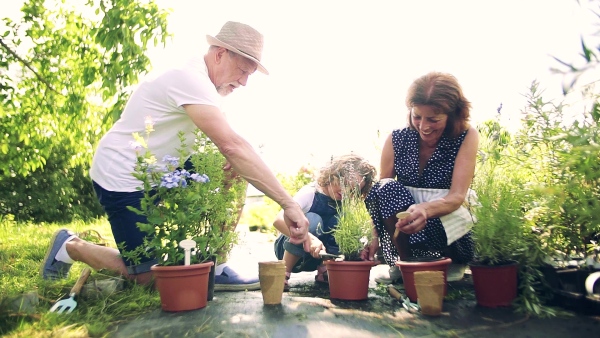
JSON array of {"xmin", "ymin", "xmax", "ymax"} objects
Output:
[{"xmin": 0, "ymin": 0, "xmax": 170, "ymax": 222}]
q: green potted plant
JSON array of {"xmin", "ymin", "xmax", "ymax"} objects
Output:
[
  {"xmin": 468, "ymin": 130, "xmax": 532, "ymax": 309},
  {"xmin": 514, "ymin": 82, "xmax": 600, "ymax": 315},
  {"xmin": 127, "ymin": 127, "xmax": 244, "ymax": 311},
  {"xmin": 324, "ymin": 187, "xmax": 376, "ymax": 301}
]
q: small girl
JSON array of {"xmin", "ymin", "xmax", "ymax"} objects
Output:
[{"xmin": 273, "ymin": 154, "xmax": 377, "ymax": 290}]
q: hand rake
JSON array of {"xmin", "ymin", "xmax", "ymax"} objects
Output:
[{"xmin": 49, "ymin": 267, "xmax": 91, "ymax": 314}]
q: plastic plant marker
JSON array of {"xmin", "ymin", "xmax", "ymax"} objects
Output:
[
  {"xmin": 394, "ymin": 211, "xmax": 411, "ymax": 239},
  {"xmin": 179, "ymin": 239, "xmax": 197, "ymax": 266}
]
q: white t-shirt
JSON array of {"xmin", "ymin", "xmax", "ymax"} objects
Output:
[
  {"xmin": 90, "ymin": 56, "xmax": 221, "ymax": 192},
  {"xmin": 294, "ymin": 184, "xmax": 319, "ymax": 213}
]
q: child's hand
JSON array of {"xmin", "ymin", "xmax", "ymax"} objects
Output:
[{"xmin": 307, "ymin": 236, "xmax": 324, "ymax": 258}]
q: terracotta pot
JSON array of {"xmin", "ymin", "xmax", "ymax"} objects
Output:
[
  {"xmin": 396, "ymin": 257, "xmax": 452, "ymax": 302},
  {"xmin": 151, "ymin": 261, "xmax": 214, "ymax": 312},
  {"xmin": 325, "ymin": 260, "xmax": 376, "ymax": 301},
  {"xmin": 469, "ymin": 261, "xmax": 518, "ymax": 308}
]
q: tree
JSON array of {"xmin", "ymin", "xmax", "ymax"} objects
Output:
[{"xmin": 0, "ymin": 0, "xmax": 170, "ymax": 221}]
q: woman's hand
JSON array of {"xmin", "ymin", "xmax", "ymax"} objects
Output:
[{"xmin": 396, "ymin": 204, "xmax": 428, "ymax": 234}]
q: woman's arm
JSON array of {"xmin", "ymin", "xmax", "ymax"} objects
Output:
[
  {"xmin": 398, "ymin": 126, "xmax": 479, "ymax": 234},
  {"xmin": 380, "ymin": 133, "xmax": 395, "ymax": 179}
]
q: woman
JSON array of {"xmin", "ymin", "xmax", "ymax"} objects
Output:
[{"xmin": 366, "ymin": 72, "xmax": 479, "ymax": 284}]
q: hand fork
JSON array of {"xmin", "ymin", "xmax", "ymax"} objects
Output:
[{"xmin": 49, "ymin": 267, "xmax": 91, "ymax": 314}]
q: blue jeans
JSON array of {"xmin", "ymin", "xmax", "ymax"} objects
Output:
[{"xmin": 92, "ymin": 181, "xmax": 157, "ymax": 275}]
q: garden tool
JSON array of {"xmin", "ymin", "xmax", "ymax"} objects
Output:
[
  {"xmin": 319, "ymin": 251, "xmax": 344, "ymax": 261},
  {"xmin": 387, "ymin": 284, "xmax": 420, "ymax": 313},
  {"xmin": 49, "ymin": 267, "xmax": 91, "ymax": 314}
]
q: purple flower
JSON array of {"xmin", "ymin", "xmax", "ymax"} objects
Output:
[
  {"xmin": 129, "ymin": 141, "xmax": 143, "ymax": 152},
  {"xmin": 162, "ymin": 155, "xmax": 180, "ymax": 167},
  {"xmin": 191, "ymin": 173, "xmax": 209, "ymax": 183},
  {"xmin": 160, "ymin": 170, "xmax": 186, "ymax": 188}
]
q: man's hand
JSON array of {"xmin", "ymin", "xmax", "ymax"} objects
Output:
[{"xmin": 283, "ymin": 205, "xmax": 310, "ymax": 250}]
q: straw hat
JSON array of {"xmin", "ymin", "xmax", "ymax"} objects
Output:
[{"xmin": 206, "ymin": 21, "xmax": 268, "ymax": 75}]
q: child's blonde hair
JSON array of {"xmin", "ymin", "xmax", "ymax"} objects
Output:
[{"xmin": 317, "ymin": 154, "xmax": 377, "ymax": 197}]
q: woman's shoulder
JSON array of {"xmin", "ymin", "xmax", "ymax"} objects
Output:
[
  {"xmin": 465, "ymin": 125, "xmax": 479, "ymax": 137},
  {"xmin": 456, "ymin": 126, "xmax": 478, "ymax": 143},
  {"xmin": 391, "ymin": 127, "xmax": 417, "ymax": 143}
]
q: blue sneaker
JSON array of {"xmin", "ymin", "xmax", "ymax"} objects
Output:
[
  {"xmin": 214, "ymin": 264, "xmax": 260, "ymax": 291},
  {"xmin": 40, "ymin": 228, "xmax": 74, "ymax": 280}
]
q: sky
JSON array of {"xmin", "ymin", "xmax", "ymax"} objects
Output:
[
  {"xmin": 3, "ymin": 0, "xmax": 597, "ymax": 175},
  {"xmin": 147, "ymin": 0, "xmax": 594, "ymax": 175}
]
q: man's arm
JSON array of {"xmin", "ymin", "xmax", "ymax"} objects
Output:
[{"xmin": 184, "ymin": 103, "xmax": 310, "ymax": 246}]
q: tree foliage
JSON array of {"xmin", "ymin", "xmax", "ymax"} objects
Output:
[{"xmin": 0, "ymin": 0, "xmax": 170, "ymax": 221}]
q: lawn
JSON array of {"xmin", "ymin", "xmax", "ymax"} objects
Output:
[{"xmin": 0, "ymin": 218, "xmax": 160, "ymax": 337}]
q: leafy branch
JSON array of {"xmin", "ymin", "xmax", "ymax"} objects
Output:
[{"xmin": 0, "ymin": 37, "xmax": 57, "ymax": 93}]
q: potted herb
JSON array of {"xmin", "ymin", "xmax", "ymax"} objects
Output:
[
  {"xmin": 127, "ymin": 127, "xmax": 244, "ymax": 311},
  {"xmin": 468, "ymin": 133, "xmax": 528, "ymax": 308},
  {"xmin": 325, "ymin": 187, "xmax": 376, "ymax": 301}
]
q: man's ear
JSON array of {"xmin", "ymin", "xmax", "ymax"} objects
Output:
[{"xmin": 215, "ymin": 47, "xmax": 228, "ymax": 65}]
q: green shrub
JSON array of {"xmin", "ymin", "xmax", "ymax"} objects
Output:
[{"xmin": 0, "ymin": 157, "xmax": 104, "ymax": 223}]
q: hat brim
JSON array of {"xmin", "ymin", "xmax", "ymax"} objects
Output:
[{"xmin": 206, "ymin": 35, "xmax": 269, "ymax": 75}]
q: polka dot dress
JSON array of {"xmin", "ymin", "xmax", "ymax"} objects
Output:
[{"xmin": 365, "ymin": 128, "xmax": 474, "ymax": 266}]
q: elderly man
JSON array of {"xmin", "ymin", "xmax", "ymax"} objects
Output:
[{"xmin": 40, "ymin": 21, "xmax": 310, "ymax": 291}]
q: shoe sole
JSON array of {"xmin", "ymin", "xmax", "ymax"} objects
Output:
[
  {"xmin": 39, "ymin": 228, "xmax": 69, "ymax": 279},
  {"xmin": 374, "ymin": 278, "xmax": 393, "ymax": 285},
  {"xmin": 447, "ymin": 264, "xmax": 467, "ymax": 282},
  {"xmin": 447, "ymin": 273, "xmax": 465, "ymax": 282},
  {"xmin": 374, "ymin": 278, "xmax": 402, "ymax": 285},
  {"xmin": 213, "ymin": 281, "xmax": 261, "ymax": 291}
]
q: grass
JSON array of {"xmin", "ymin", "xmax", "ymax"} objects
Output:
[{"xmin": 0, "ymin": 217, "xmax": 161, "ymax": 337}]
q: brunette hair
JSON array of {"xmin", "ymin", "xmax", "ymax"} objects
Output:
[
  {"xmin": 317, "ymin": 154, "xmax": 377, "ymax": 197},
  {"xmin": 405, "ymin": 72, "xmax": 471, "ymax": 138}
]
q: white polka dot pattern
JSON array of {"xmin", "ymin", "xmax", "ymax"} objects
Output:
[{"xmin": 365, "ymin": 128, "xmax": 474, "ymax": 266}]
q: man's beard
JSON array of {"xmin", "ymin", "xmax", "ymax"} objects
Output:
[{"xmin": 216, "ymin": 84, "xmax": 234, "ymax": 96}]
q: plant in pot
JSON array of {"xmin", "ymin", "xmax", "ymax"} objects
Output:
[
  {"xmin": 469, "ymin": 130, "xmax": 537, "ymax": 309},
  {"xmin": 126, "ymin": 127, "xmax": 244, "ymax": 312},
  {"xmin": 514, "ymin": 81, "xmax": 600, "ymax": 315},
  {"xmin": 324, "ymin": 186, "xmax": 376, "ymax": 301}
]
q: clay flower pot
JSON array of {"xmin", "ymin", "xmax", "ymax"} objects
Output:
[
  {"xmin": 469, "ymin": 261, "xmax": 518, "ymax": 308},
  {"xmin": 151, "ymin": 261, "xmax": 214, "ymax": 312},
  {"xmin": 396, "ymin": 257, "xmax": 452, "ymax": 302},
  {"xmin": 325, "ymin": 260, "xmax": 376, "ymax": 301}
]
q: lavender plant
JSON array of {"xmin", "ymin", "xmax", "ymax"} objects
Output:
[{"xmin": 331, "ymin": 165, "xmax": 373, "ymax": 261}]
